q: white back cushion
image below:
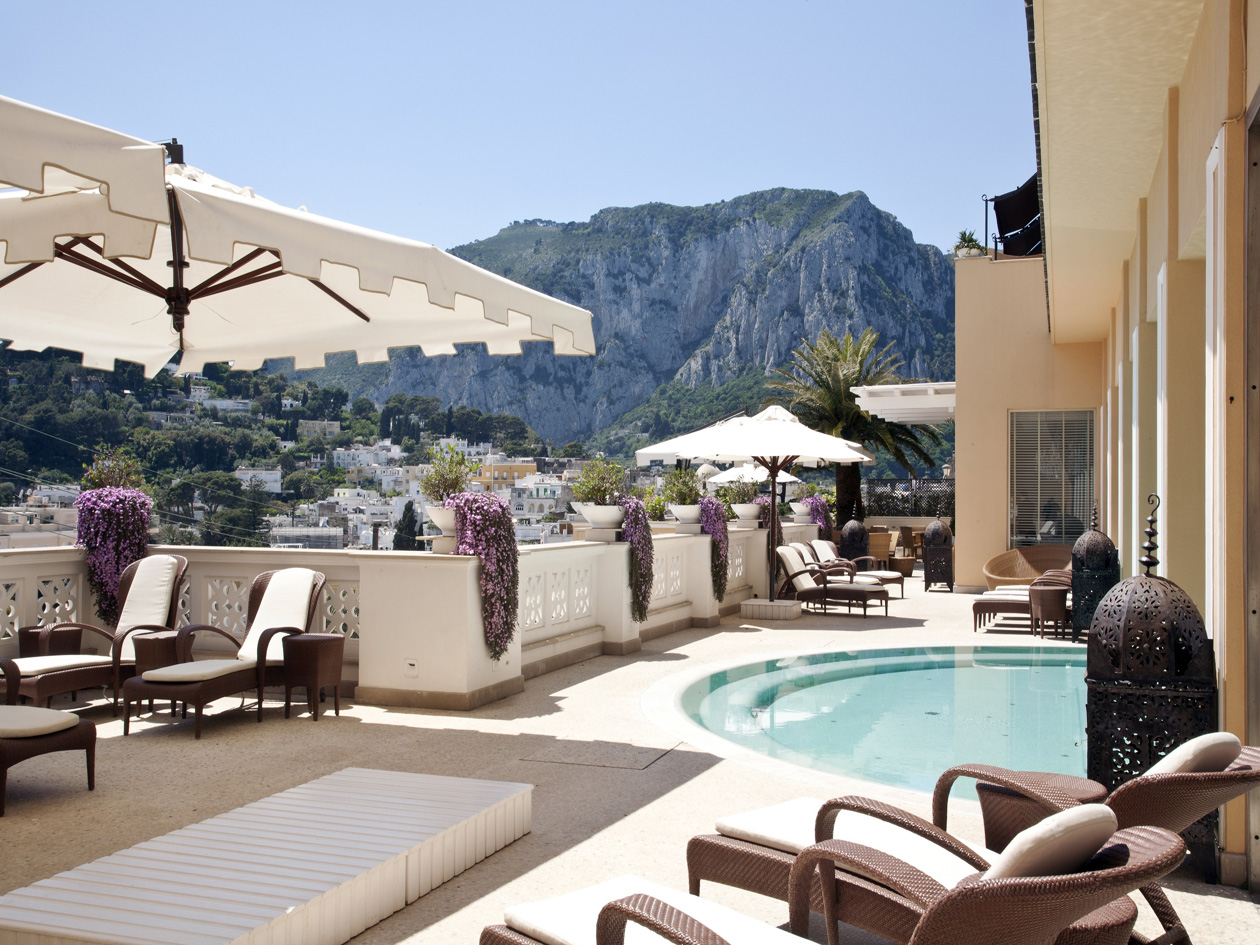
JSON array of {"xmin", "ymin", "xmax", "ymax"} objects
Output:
[
  {"xmin": 983, "ymin": 804, "xmax": 1117, "ymax": 880},
  {"xmin": 239, "ymin": 568, "xmax": 317, "ymax": 662},
  {"xmin": 505, "ymin": 875, "xmax": 803, "ymax": 945},
  {"xmin": 811, "ymin": 540, "xmax": 839, "ymax": 563},
  {"xmin": 777, "ymin": 547, "xmax": 816, "ymax": 592},
  {"xmin": 115, "ymin": 555, "xmax": 180, "ymax": 660},
  {"xmin": 1146, "ymin": 732, "xmax": 1242, "ymax": 776}
]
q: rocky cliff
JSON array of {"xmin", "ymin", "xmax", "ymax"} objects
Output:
[{"xmin": 305, "ymin": 188, "xmax": 955, "ymax": 444}]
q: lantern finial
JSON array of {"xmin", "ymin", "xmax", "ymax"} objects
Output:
[{"xmin": 1139, "ymin": 493, "xmax": 1161, "ymax": 576}]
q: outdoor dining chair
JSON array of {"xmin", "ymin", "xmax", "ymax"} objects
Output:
[
  {"xmin": 122, "ymin": 568, "xmax": 325, "ymax": 739},
  {"xmin": 10, "ymin": 553, "xmax": 187, "ymax": 712}
]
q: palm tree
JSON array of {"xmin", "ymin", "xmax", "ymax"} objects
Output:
[{"xmin": 766, "ymin": 328, "xmax": 943, "ymax": 523}]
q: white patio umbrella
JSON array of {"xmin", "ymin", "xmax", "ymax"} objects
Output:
[
  {"xmin": 0, "ymin": 96, "xmax": 595, "ymax": 375},
  {"xmin": 636, "ymin": 406, "xmax": 873, "ymax": 601}
]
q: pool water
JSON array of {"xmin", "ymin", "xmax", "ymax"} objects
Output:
[{"xmin": 680, "ymin": 646, "xmax": 1087, "ymax": 799}]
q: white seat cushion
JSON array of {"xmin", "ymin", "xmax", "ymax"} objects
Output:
[
  {"xmin": 983, "ymin": 804, "xmax": 1117, "ymax": 880},
  {"xmin": 239, "ymin": 568, "xmax": 317, "ymax": 662},
  {"xmin": 1146, "ymin": 732, "xmax": 1242, "ymax": 776},
  {"xmin": 13, "ymin": 654, "xmax": 111, "ymax": 677},
  {"xmin": 504, "ymin": 875, "xmax": 803, "ymax": 945},
  {"xmin": 824, "ymin": 574, "xmax": 882, "ymax": 586},
  {"xmin": 142, "ymin": 658, "xmax": 259, "ymax": 683},
  {"xmin": 716, "ymin": 797, "xmax": 981, "ymax": 890},
  {"xmin": 115, "ymin": 555, "xmax": 181, "ymax": 660},
  {"xmin": 864, "ymin": 571, "xmax": 904, "ymax": 581},
  {"xmin": 0, "ymin": 705, "xmax": 80, "ymax": 738}
]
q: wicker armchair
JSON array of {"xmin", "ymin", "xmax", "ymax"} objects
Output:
[{"xmin": 982, "ymin": 545, "xmax": 1073, "ymax": 590}]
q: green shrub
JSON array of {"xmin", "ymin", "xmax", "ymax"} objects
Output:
[
  {"xmin": 571, "ymin": 456, "xmax": 630, "ymax": 504},
  {"xmin": 418, "ymin": 443, "xmax": 478, "ymax": 502},
  {"xmin": 661, "ymin": 467, "xmax": 703, "ymax": 505},
  {"xmin": 645, "ymin": 494, "xmax": 667, "ymax": 521}
]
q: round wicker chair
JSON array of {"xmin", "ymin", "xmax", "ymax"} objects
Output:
[{"xmin": 983, "ymin": 544, "xmax": 1073, "ymax": 590}]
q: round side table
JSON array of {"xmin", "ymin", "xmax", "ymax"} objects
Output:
[{"xmin": 282, "ymin": 633, "xmax": 345, "ymax": 721}]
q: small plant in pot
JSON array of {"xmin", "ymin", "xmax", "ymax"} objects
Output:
[
  {"xmin": 721, "ymin": 479, "xmax": 762, "ymax": 520},
  {"xmin": 418, "ymin": 443, "xmax": 478, "ymax": 538},
  {"xmin": 789, "ymin": 481, "xmax": 818, "ymax": 516},
  {"xmin": 661, "ymin": 467, "xmax": 704, "ymax": 524},
  {"xmin": 954, "ymin": 229, "xmax": 986, "ymax": 258},
  {"xmin": 571, "ymin": 456, "xmax": 631, "ymax": 528}
]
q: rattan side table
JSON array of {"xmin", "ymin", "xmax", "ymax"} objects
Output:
[
  {"xmin": 976, "ymin": 774, "xmax": 1109, "ymax": 851},
  {"xmin": 282, "ymin": 633, "xmax": 344, "ymax": 721}
]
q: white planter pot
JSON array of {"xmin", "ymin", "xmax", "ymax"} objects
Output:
[
  {"xmin": 955, "ymin": 247, "xmax": 984, "ymax": 258},
  {"xmin": 789, "ymin": 502, "xmax": 811, "ymax": 516},
  {"xmin": 731, "ymin": 503, "xmax": 762, "ymax": 520},
  {"xmin": 573, "ymin": 502, "xmax": 626, "ymax": 529},
  {"xmin": 668, "ymin": 504, "xmax": 702, "ymax": 524},
  {"xmin": 427, "ymin": 506, "xmax": 457, "ymax": 535}
]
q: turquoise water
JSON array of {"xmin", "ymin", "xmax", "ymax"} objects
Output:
[{"xmin": 681, "ymin": 646, "xmax": 1087, "ymax": 799}]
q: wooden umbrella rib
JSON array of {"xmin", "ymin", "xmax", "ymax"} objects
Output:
[
  {"xmin": 0, "ymin": 261, "xmax": 45, "ymax": 292},
  {"xmin": 74, "ymin": 238, "xmax": 167, "ymax": 295},
  {"xmin": 194, "ymin": 266, "xmax": 285, "ymax": 298},
  {"xmin": 189, "ymin": 248, "xmax": 268, "ymax": 295},
  {"xmin": 54, "ymin": 246, "xmax": 163, "ymax": 296},
  {"xmin": 310, "ymin": 279, "xmax": 371, "ymax": 323}
]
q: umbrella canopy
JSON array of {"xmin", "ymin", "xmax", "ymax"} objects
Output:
[
  {"xmin": 0, "ymin": 96, "xmax": 595, "ymax": 375},
  {"xmin": 704, "ymin": 463, "xmax": 801, "ymax": 486},
  {"xmin": 636, "ymin": 406, "xmax": 872, "ymax": 601}
]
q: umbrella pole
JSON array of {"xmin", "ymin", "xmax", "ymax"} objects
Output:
[{"xmin": 768, "ymin": 465, "xmax": 779, "ymax": 602}]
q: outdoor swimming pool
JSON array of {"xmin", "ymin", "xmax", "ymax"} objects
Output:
[{"xmin": 680, "ymin": 646, "xmax": 1087, "ymax": 799}]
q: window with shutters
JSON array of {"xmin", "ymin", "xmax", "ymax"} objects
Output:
[{"xmin": 1009, "ymin": 410, "xmax": 1095, "ymax": 548}]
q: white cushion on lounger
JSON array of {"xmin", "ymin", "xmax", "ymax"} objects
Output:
[
  {"xmin": 115, "ymin": 554, "xmax": 180, "ymax": 660},
  {"xmin": 12, "ymin": 654, "xmax": 110, "ymax": 676},
  {"xmin": 142, "ymin": 658, "xmax": 259, "ymax": 682},
  {"xmin": 716, "ymin": 796, "xmax": 981, "ymax": 890},
  {"xmin": 505, "ymin": 874, "xmax": 803, "ymax": 945},
  {"xmin": 824, "ymin": 574, "xmax": 882, "ymax": 586},
  {"xmin": 983, "ymin": 804, "xmax": 1116, "ymax": 880},
  {"xmin": 864, "ymin": 571, "xmax": 904, "ymax": 581},
  {"xmin": 1146, "ymin": 732, "xmax": 1241, "ymax": 776},
  {"xmin": 0, "ymin": 705, "xmax": 80, "ymax": 738},
  {"xmin": 239, "ymin": 568, "xmax": 317, "ymax": 661}
]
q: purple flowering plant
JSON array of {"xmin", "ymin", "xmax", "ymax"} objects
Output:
[
  {"xmin": 698, "ymin": 496, "xmax": 728, "ymax": 602},
  {"xmin": 618, "ymin": 495, "xmax": 653, "ymax": 622},
  {"xmin": 75, "ymin": 487, "xmax": 152, "ymax": 625},
  {"xmin": 802, "ymin": 494, "xmax": 833, "ymax": 534},
  {"xmin": 448, "ymin": 491, "xmax": 519, "ymax": 660}
]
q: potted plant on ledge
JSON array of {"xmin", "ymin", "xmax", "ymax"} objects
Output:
[
  {"xmin": 571, "ymin": 456, "xmax": 631, "ymax": 529},
  {"xmin": 662, "ymin": 466, "xmax": 703, "ymax": 524},
  {"xmin": 954, "ymin": 229, "xmax": 986, "ymax": 258},
  {"xmin": 419, "ymin": 443, "xmax": 479, "ymax": 550},
  {"xmin": 722, "ymin": 479, "xmax": 762, "ymax": 522}
]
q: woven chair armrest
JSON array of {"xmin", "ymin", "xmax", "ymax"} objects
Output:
[
  {"xmin": 255, "ymin": 627, "xmax": 302, "ymax": 661},
  {"xmin": 595, "ymin": 894, "xmax": 731, "ymax": 945},
  {"xmin": 33, "ymin": 622, "xmax": 111, "ymax": 652},
  {"xmin": 175, "ymin": 623, "xmax": 238, "ymax": 661},
  {"xmin": 850, "ymin": 556, "xmax": 878, "ymax": 568},
  {"xmin": 783, "ymin": 567, "xmax": 820, "ymax": 585},
  {"xmin": 1, "ymin": 659, "xmax": 18, "ymax": 704},
  {"xmin": 818, "ymin": 796, "xmax": 989, "ymax": 870},
  {"xmin": 932, "ymin": 764, "xmax": 1082, "ymax": 831},
  {"xmin": 111, "ymin": 624, "xmax": 175, "ymax": 664},
  {"xmin": 788, "ymin": 839, "xmax": 948, "ymax": 934}
]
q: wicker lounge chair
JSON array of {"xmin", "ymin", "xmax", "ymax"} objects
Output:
[
  {"xmin": 932, "ymin": 731, "xmax": 1260, "ymax": 941},
  {"xmin": 776, "ymin": 546, "xmax": 889, "ymax": 617},
  {"xmin": 687, "ymin": 798, "xmax": 1183, "ymax": 945},
  {"xmin": 10, "ymin": 553, "xmax": 188, "ymax": 711},
  {"xmin": 489, "ymin": 808, "xmax": 1183, "ymax": 945},
  {"xmin": 982, "ymin": 544, "xmax": 1073, "ymax": 590},
  {"xmin": 810, "ymin": 539, "xmax": 905, "ymax": 597},
  {"xmin": 0, "ymin": 660, "xmax": 95, "ymax": 815},
  {"xmin": 121, "ymin": 568, "xmax": 325, "ymax": 739}
]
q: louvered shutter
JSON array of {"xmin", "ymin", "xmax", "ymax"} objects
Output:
[{"xmin": 1009, "ymin": 410, "xmax": 1095, "ymax": 549}]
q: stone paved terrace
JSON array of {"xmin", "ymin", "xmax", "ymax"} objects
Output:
[{"xmin": 4, "ymin": 569, "xmax": 1259, "ymax": 944}]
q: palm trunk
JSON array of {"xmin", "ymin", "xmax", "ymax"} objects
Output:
[{"xmin": 835, "ymin": 463, "xmax": 863, "ymax": 525}]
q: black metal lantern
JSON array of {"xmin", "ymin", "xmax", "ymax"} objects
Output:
[
  {"xmin": 1085, "ymin": 494, "xmax": 1219, "ymax": 876},
  {"xmin": 1071, "ymin": 509, "xmax": 1121, "ymax": 642},
  {"xmin": 922, "ymin": 517, "xmax": 954, "ymax": 591},
  {"xmin": 839, "ymin": 518, "xmax": 869, "ymax": 566}
]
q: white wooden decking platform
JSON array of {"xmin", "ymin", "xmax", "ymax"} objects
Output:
[{"xmin": 0, "ymin": 767, "xmax": 532, "ymax": 945}]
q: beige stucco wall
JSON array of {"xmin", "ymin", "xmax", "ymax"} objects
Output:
[{"xmin": 954, "ymin": 255, "xmax": 1104, "ymax": 588}]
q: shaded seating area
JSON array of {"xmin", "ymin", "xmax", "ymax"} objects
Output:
[
  {"xmin": 490, "ymin": 808, "xmax": 1184, "ymax": 945},
  {"xmin": 776, "ymin": 546, "xmax": 889, "ymax": 617},
  {"xmin": 982, "ymin": 544, "xmax": 1073, "ymax": 590},
  {"xmin": 973, "ymin": 571, "xmax": 1073, "ymax": 634},
  {"xmin": 9, "ymin": 553, "xmax": 188, "ymax": 711},
  {"xmin": 0, "ymin": 660, "xmax": 95, "ymax": 816},
  {"xmin": 810, "ymin": 539, "xmax": 905, "ymax": 597},
  {"xmin": 122, "ymin": 567, "xmax": 325, "ymax": 739}
]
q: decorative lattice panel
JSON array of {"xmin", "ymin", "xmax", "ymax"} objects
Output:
[
  {"xmin": 206, "ymin": 578, "xmax": 250, "ymax": 638},
  {"xmin": 573, "ymin": 566, "xmax": 592, "ymax": 619},
  {"xmin": 519, "ymin": 572, "xmax": 545, "ymax": 631},
  {"xmin": 323, "ymin": 582, "xmax": 361, "ymax": 638},
  {"xmin": 548, "ymin": 569, "xmax": 570, "ymax": 625},
  {"xmin": 176, "ymin": 580, "xmax": 192, "ymax": 629},
  {"xmin": 651, "ymin": 552, "xmax": 667, "ymax": 602},
  {"xmin": 36, "ymin": 576, "xmax": 77, "ymax": 624},
  {"xmin": 669, "ymin": 554, "xmax": 682, "ymax": 596},
  {"xmin": 728, "ymin": 544, "xmax": 745, "ymax": 584},
  {"xmin": 0, "ymin": 582, "xmax": 19, "ymax": 639}
]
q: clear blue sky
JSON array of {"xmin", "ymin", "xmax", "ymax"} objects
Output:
[{"xmin": 3, "ymin": 1, "xmax": 1035, "ymax": 253}]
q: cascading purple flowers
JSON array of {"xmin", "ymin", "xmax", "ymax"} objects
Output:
[
  {"xmin": 699, "ymin": 496, "xmax": 728, "ymax": 602},
  {"xmin": 75, "ymin": 487, "xmax": 152, "ymax": 625},
  {"xmin": 618, "ymin": 495, "xmax": 653, "ymax": 623},
  {"xmin": 448, "ymin": 492, "xmax": 519, "ymax": 660},
  {"xmin": 754, "ymin": 494, "xmax": 784, "ymax": 549},
  {"xmin": 802, "ymin": 494, "xmax": 833, "ymax": 534}
]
